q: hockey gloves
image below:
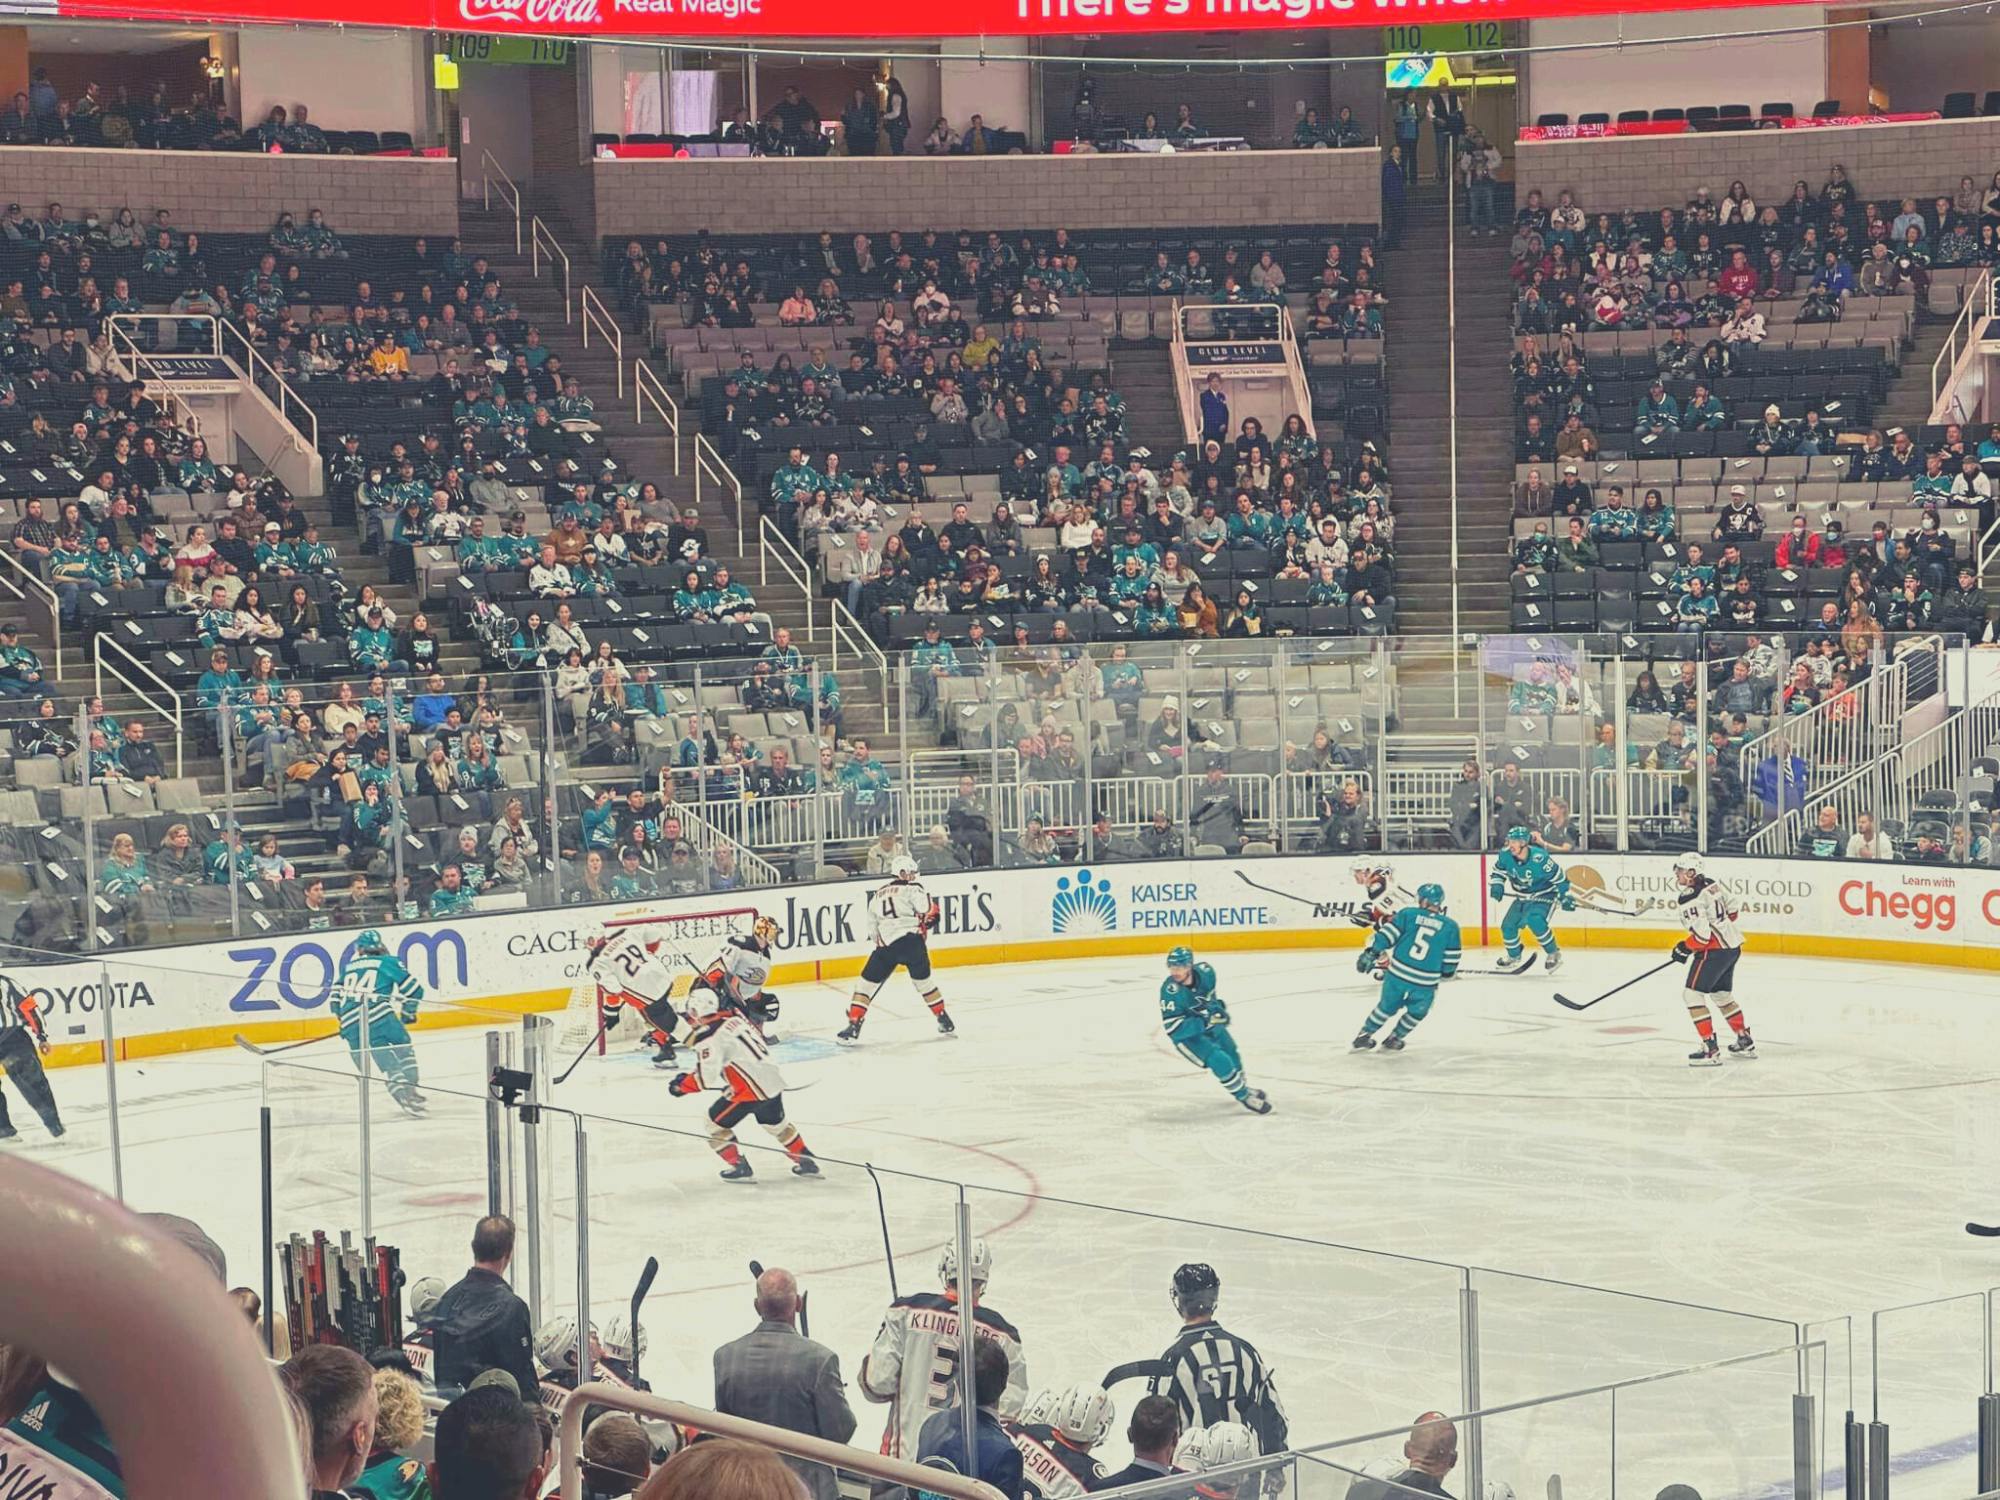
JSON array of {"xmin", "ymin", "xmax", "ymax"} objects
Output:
[
  {"xmin": 667, "ymin": 1073, "xmax": 700, "ymax": 1096},
  {"xmin": 1558, "ymin": 891, "xmax": 1577, "ymax": 911},
  {"xmin": 1488, "ymin": 882, "xmax": 1504, "ymax": 902},
  {"xmin": 1355, "ymin": 947, "xmax": 1379, "ymax": 975},
  {"xmin": 1671, "ymin": 942, "xmax": 1692, "ymax": 963}
]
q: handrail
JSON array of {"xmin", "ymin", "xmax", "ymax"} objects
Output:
[
  {"xmin": 757, "ymin": 514, "xmax": 814, "ymax": 638},
  {"xmin": 1930, "ymin": 266, "xmax": 1993, "ymax": 420},
  {"xmin": 216, "ymin": 315, "xmax": 320, "ymax": 458},
  {"xmin": 1167, "ymin": 296, "xmax": 1199, "ymax": 443},
  {"xmin": 578, "ymin": 284, "xmax": 625, "ymax": 397},
  {"xmin": 0, "ymin": 1154, "xmax": 308, "ymax": 1499},
  {"xmin": 632, "ymin": 358, "xmax": 682, "ymax": 476},
  {"xmin": 829, "ymin": 595, "xmax": 892, "ymax": 734},
  {"xmin": 669, "ymin": 798, "xmax": 787, "ymax": 887},
  {"xmin": 104, "ymin": 315, "xmax": 203, "ymax": 440},
  {"xmin": 480, "ymin": 147, "xmax": 522, "ymax": 254},
  {"xmin": 556, "ymin": 1382, "xmax": 1006, "ymax": 1500},
  {"xmin": 1446, "ymin": 158, "xmax": 1463, "ymax": 707},
  {"xmin": 94, "ymin": 632, "xmax": 184, "ymax": 779},
  {"xmin": 1979, "ymin": 512, "xmax": 2000, "ymax": 591},
  {"xmin": 530, "ymin": 214, "xmax": 572, "ymax": 321},
  {"xmin": 0, "ymin": 550, "xmax": 61, "ymax": 680},
  {"xmin": 693, "ymin": 431, "xmax": 745, "ymax": 551}
]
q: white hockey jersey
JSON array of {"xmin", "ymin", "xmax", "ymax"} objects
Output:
[
  {"xmin": 588, "ymin": 929, "xmax": 680, "ymax": 1005},
  {"xmin": 701, "ymin": 935, "xmax": 773, "ymax": 1002},
  {"xmin": 682, "ymin": 1012, "xmax": 785, "ymax": 1102},
  {"xmin": 1007, "ymin": 1424, "xmax": 1101, "ymax": 1499},
  {"xmin": 860, "ymin": 1291, "xmax": 1028, "ymax": 1459},
  {"xmin": 1678, "ymin": 879, "xmax": 1744, "ymax": 952},
  {"xmin": 870, "ymin": 878, "xmax": 938, "ymax": 947}
]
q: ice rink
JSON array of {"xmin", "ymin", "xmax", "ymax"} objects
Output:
[{"xmin": 8, "ymin": 943, "xmax": 2000, "ymax": 1500}]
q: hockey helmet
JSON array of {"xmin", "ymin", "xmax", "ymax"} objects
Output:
[
  {"xmin": 938, "ymin": 1238, "xmax": 993, "ymax": 1291},
  {"xmin": 353, "ymin": 928, "xmax": 388, "ymax": 957},
  {"xmin": 1504, "ymin": 825, "xmax": 1532, "ymax": 847},
  {"xmin": 601, "ymin": 1313, "xmax": 647, "ymax": 1363},
  {"xmin": 1021, "ymin": 1388, "xmax": 1060, "ymax": 1425},
  {"xmin": 1417, "ymin": 882, "xmax": 1447, "ymax": 911},
  {"xmin": 406, "ymin": 1275, "xmax": 447, "ymax": 1323},
  {"xmin": 534, "ymin": 1314, "xmax": 592, "ymax": 1369},
  {"xmin": 1673, "ymin": 851, "xmax": 1707, "ymax": 884},
  {"xmin": 751, "ymin": 914, "xmax": 781, "ymax": 947},
  {"xmin": 1051, "ymin": 1385, "xmax": 1116, "ymax": 1448},
  {"xmin": 1487, "ymin": 1483, "xmax": 1518, "ymax": 1500},
  {"xmin": 1170, "ymin": 1262, "xmax": 1221, "ymax": 1318},
  {"xmin": 1175, "ymin": 1423, "xmax": 1260, "ymax": 1496},
  {"xmin": 1351, "ymin": 857, "xmax": 1390, "ymax": 882},
  {"xmin": 1166, "ymin": 945, "xmax": 1196, "ymax": 972},
  {"xmin": 891, "ymin": 854, "xmax": 920, "ymax": 881}
]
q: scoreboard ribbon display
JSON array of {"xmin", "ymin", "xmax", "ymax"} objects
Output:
[{"xmin": 55, "ymin": 0, "xmax": 1830, "ymax": 39}]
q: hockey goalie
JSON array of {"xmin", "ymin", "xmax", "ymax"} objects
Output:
[{"xmin": 582, "ymin": 914, "xmax": 783, "ymax": 1067}]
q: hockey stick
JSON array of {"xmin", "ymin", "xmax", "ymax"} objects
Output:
[
  {"xmin": 1101, "ymin": 1358, "xmax": 1171, "ymax": 1390},
  {"xmin": 234, "ymin": 1030, "xmax": 340, "ymax": 1058},
  {"xmin": 628, "ymin": 1256, "xmax": 659, "ymax": 1387},
  {"xmin": 863, "ymin": 1164, "xmax": 899, "ymax": 1301},
  {"xmin": 1460, "ymin": 952, "xmax": 1540, "ymax": 978},
  {"xmin": 1553, "ymin": 958, "xmax": 1678, "ymax": 1012},
  {"xmin": 1573, "ymin": 890, "xmax": 1647, "ymax": 919},
  {"xmin": 552, "ymin": 1010, "xmax": 615, "ymax": 1087},
  {"xmin": 1233, "ymin": 869, "xmax": 1329, "ymax": 909},
  {"xmin": 1966, "ymin": 1222, "xmax": 2000, "ymax": 1237}
]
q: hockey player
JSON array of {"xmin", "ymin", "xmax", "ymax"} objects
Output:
[
  {"xmin": 861, "ymin": 1239, "xmax": 1029, "ymax": 1462},
  {"xmin": 1351, "ymin": 883, "xmax": 1462, "ymax": 1053},
  {"xmin": 839, "ymin": 855, "xmax": 955, "ymax": 1045},
  {"xmin": 1489, "ymin": 825, "xmax": 1575, "ymax": 975},
  {"xmin": 582, "ymin": 923, "xmax": 697, "ymax": 1068},
  {"xmin": 1150, "ymin": 1265, "xmax": 1287, "ymax": 1462},
  {"xmin": 1175, "ymin": 1423, "xmax": 1262, "ymax": 1500},
  {"xmin": 1672, "ymin": 852, "xmax": 1755, "ymax": 1066},
  {"xmin": 1005, "ymin": 1384, "xmax": 1113, "ymax": 1498},
  {"xmin": 329, "ymin": 930, "xmax": 427, "ymax": 1117},
  {"xmin": 402, "ymin": 1276, "xmax": 446, "ymax": 1387},
  {"xmin": 665, "ymin": 995, "xmax": 820, "ymax": 1181},
  {"xmin": 1161, "ymin": 947, "xmax": 1272, "ymax": 1115},
  {"xmin": 692, "ymin": 915, "xmax": 784, "ymax": 1044},
  {"xmin": 1349, "ymin": 858, "xmax": 1409, "ymax": 931},
  {"xmin": 0, "ymin": 976, "xmax": 63, "ymax": 1141}
]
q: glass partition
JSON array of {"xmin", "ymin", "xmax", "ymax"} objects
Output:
[{"xmin": 1868, "ymin": 1293, "xmax": 1992, "ymax": 1500}]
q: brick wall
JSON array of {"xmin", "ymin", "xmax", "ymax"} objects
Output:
[
  {"xmin": 0, "ymin": 145, "xmax": 459, "ymax": 234},
  {"xmin": 1517, "ymin": 117, "xmax": 2000, "ymax": 212},
  {"xmin": 588, "ymin": 147, "xmax": 1381, "ymax": 239}
]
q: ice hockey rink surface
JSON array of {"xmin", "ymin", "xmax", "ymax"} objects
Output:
[{"xmin": 9, "ymin": 945, "xmax": 1999, "ymax": 1500}]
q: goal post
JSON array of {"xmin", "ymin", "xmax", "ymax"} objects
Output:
[{"xmin": 555, "ymin": 906, "xmax": 761, "ymax": 1057}]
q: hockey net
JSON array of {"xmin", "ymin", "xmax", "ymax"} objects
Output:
[{"xmin": 555, "ymin": 906, "xmax": 762, "ymax": 1056}]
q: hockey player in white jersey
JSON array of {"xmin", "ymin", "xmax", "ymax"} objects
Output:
[
  {"xmin": 838, "ymin": 855, "xmax": 956, "ymax": 1045},
  {"xmin": 691, "ymin": 915, "xmax": 783, "ymax": 1044},
  {"xmin": 1348, "ymin": 859, "xmax": 1410, "ymax": 931},
  {"xmin": 1670, "ymin": 853, "xmax": 1755, "ymax": 1067},
  {"xmin": 860, "ymin": 1239, "xmax": 1028, "ymax": 1461},
  {"xmin": 583, "ymin": 923, "xmax": 694, "ymax": 1067},
  {"xmin": 1005, "ymin": 1384, "xmax": 1113, "ymax": 1498},
  {"xmin": 664, "ymin": 993, "xmax": 820, "ymax": 1182}
]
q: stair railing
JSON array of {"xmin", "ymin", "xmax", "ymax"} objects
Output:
[
  {"xmin": 758, "ymin": 515, "xmax": 817, "ymax": 642},
  {"xmin": 693, "ymin": 431, "xmax": 744, "ymax": 550},
  {"xmin": 1446, "ymin": 156, "xmax": 1464, "ymax": 706},
  {"xmin": 530, "ymin": 214, "xmax": 573, "ymax": 321},
  {"xmin": 633, "ymin": 357, "xmax": 681, "ymax": 475},
  {"xmin": 480, "ymin": 148, "xmax": 522, "ymax": 254},
  {"xmin": 1929, "ymin": 266, "xmax": 1993, "ymax": 422},
  {"xmin": 0, "ymin": 551, "xmax": 60, "ymax": 679},
  {"xmin": 829, "ymin": 596, "xmax": 892, "ymax": 735},
  {"xmin": 93, "ymin": 632, "xmax": 184, "ymax": 778},
  {"xmin": 578, "ymin": 284, "xmax": 625, "ymax": 397}
]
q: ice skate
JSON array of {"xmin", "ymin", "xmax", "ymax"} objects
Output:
[
  {"xmin": 836, "ymin": 1020, "xmax": 864, "ymax": 1046},
  {"xmin": 1689, "ymin": 1039, "xmax": 1723, "ymax": 1067},
  {"xmin": 792, "ymin": 1152, "xmax": 822, "ymax": 1177},
  {"xmin": 1494, "ymin": 950, "xmax": 1539, "ymax": 976},
  {"xmin": 1239, "ymin": 1089, "xmax": 1272, "ymax": 1114},
  {"xmin": 719, "ymin": 1159, "xmax": 755, "ymax": 1183},
  {"xmin": 1382, "ymin": 1035, "xmax": 1407, "ymax": 1052},
  {"xmin": 1351, "ymin": 1032, "xmax": 1377, "ymax": 1051},
  {"xmin": 935, "ymin": 1009, "xmax": 956, "ymax": 1037},
  {"xmin": 1542, "ymin": 949, "xmax": 1563, "ymax": 976},
  {"xmin": 1726, "ymin": 1032, "xmax": 1757, "ymax": 1059}
]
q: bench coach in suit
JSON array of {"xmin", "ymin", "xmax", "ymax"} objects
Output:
[{"xmin": 713, "ymin": 1266, "xmax": 859, "ymax": 1500}]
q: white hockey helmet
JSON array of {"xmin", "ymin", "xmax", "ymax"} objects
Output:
[
  {"xmin": 938, "ymin": 1238, "xmax": 993, "ymax": 1290},
  {"xmin": 1051, "ymin": 1385, "xmax": 1115, "ymax": 1449},
  {"xmin": 1175, "ymin": 1423, "xmax": 1260, "ymax": 1496},
  {"xmin": 1020, "ymin": 1389, "xmax": 1060, "ymax": 1425},
  {"xmin": 601, "ymin": 1313, "xmax": 647, "ymax": 1363},
  {"xmin": 534, "ymin": 1314, "xmax": 589, "ymax": 1369},
  {"xmin": 1351, "ymin": 856, "xmax": 1390, "ymax": 881},
  {"xmin": 406, "ymin": 1275, "xmax": 447, "ymax": 1323},
  {"xmin": 1672, "ymin": 851, "xmax": 1707, "ymax": 884},
  {"xmin": 1487, "ymin": 1482, "xmax": 1518, "ymax": 1500},
  {"xmin": 892, "ymin": 853, "xmax": 920, "ymax": 881}
]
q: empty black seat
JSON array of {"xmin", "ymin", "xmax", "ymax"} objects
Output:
[
  {"xmin": 1535, "ymin": 112, "xmax": 1570, "ymax": 127},
  {"xmin": 1617, "ymin": 109, "xmax": 1649, "ymax": 124},
  {"xmin": 1812, "ymin": 99, "xmax": 1841, "ymax": 117},
  {"xmin": 1651, "ymin": 108, "xmax": 1686, "ymax": 122},
  {"xmin": 1578, "ymin": 112, "xmax": 1612, "ymax": 127},
  {"xmin": 1716, "ymin": 104, "xmax": 1752, "ymax": 119},
  {"xmin": 1759, "ymin": 101, "xmax": 1794, "ymax": 117}
]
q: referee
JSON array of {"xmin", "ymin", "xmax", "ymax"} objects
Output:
[
  {"xmin": 0, "ymin": 975, "xmax": 64, "ymax": 1141},
  {"xmin": 1150, "ymin": 1263, "xmax": 1287, "ymax": 1458}
]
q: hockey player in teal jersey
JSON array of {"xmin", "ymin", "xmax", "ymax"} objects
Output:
[
  {"xmin": 329, "ymin": 929, "xmax": 428, "ymax": 1116},
  {"xmin": 1351, "ymin": 883, "xmax": 1462, "ymax": 1052},
  {"xmin": 1160, "ymin": 947, "xmax": 1272, "ymax": 1115},
  {"xmin": 1489, "ymin": 825, "xmax": 1576, "ymax": 975}
]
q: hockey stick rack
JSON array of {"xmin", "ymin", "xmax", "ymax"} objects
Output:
[{"xmin": 278, "ymin": 1229, "xmax": 405, "ymax": 1356}]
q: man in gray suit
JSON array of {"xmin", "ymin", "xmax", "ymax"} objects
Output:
[{"xmin": 713, "ymin": 1266, "xmax": 858, "ymax": 1500}]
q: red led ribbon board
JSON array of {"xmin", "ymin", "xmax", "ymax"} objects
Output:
[{"xmin": 59, "ymin": 0, "xmax": 1831, "ymax": 40}]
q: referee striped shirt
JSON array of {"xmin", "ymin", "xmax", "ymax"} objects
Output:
[
  {"xmin": 1150, "ymin": 1319, "xmax": 1289, "ymax": 1455},
  {"xmin": 0, "ymin": 976, "xmax": 39, "ymax": 1034}
]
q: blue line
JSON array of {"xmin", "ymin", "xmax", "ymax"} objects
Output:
[{"xmin": 1727, "ymin": 1428, "xmax": 1980, "ymax": 1500}]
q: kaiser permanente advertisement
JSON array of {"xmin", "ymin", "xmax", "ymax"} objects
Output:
[{"xmin": 16, "ymin": 853, "xmax": 2000, "ymax": 1068}]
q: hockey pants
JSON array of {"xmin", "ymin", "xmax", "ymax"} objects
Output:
[
  {"xmin": 0, "ymin": 1027, "xmax": 61, "ymax": 1132},
  {"xmin": 344, "ymin": 1018, "xmax": 420, "ymax": 1097},
  {"xmin": 1501, "ymin": 898, "xmax": 1558, "ymax": 955},
  {"xmin": 1174, "ymin": 1026, "xmax": 1248, "ymax": 1098}
]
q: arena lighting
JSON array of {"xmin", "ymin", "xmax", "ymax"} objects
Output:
[{"xmin": 50, "ymin": 0, "xmax": 1927, "ymax": 40}]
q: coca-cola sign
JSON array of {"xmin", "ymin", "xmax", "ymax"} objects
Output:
[{"xmin": 458, "ymin": 0, "xmax": 600, "ymax": 24}]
